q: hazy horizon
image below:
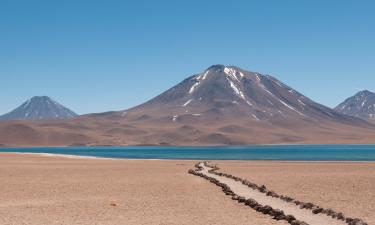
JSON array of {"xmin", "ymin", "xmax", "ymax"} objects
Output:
[{"xmin": 1, "ymin": 0, "xmax": 374, "ymax": 115}]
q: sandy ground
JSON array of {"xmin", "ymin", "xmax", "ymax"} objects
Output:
[
  {"xmin": 215, "ymin": 161, "xmax": 375, "ymax": 224},
  {"xmin": 198, "ymin": 162, "xmax": 345, "ymax": 225},
  {"xmin": 0, "ymin": 153, "xmax": 374, "ymax": 225}
]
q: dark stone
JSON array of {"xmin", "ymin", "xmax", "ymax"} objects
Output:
[
  {"xmin": 285, "ymin": 214, "xmax": 296, "ymax": 223},
  {"xmin": 294, "ymin": 200, "xmax": 301, "ymax": 205},
  {"xmin": 272, "ymin": 209, "xmax": 285, "ymax": 220},
  {"xmin": 312, "ymin": 207, "xmax": 323, "ymax": 214},
  {"xmin": 300, "ymin": 202, "xmax": 314, "ymax": 209},
  {"xmin": 291, "ymin": 220, "xmax": 309, "ymax": 225},
  {"xmin": 237, "ymin": 196, "xmax": 246, "ymax": 203},
  {"xmin": 260, "ymin": 205, "xmax": 273, "ymax": 214},
  {"xmin": 337, "ymin": 212, "xmax": 345, "ymax": 220},
  {"xmin": 258, "ymin": 185, "xmax": 267, "ymax": 193},
  {"xmin": 245, "ymin": 199, "xmax": 258, "ymax": 208}
]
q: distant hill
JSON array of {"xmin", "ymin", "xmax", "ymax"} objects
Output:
[
  {"xmin": 0, "ymin": 96, "xmax": 78, "ymax": 121},
  {"xmin": 335, "ymin": 90, "xmax": 375, "ymax": 121}
]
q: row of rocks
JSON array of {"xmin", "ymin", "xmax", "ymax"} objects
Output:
[
  {"xmin": 188, "ymin": 164, "xmax": 309, "ymax": 225},
  {"xmin": 194, "ymin": 162, "xmax": 203, "ymax": 171},
  {"xmin": 201, "ymin": 162, "xmax": 367, "ymax": 225}
]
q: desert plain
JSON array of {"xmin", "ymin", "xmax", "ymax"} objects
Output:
[{"xmin": 0, "ymin": 153, "xmax": 374, "ymax": 225}]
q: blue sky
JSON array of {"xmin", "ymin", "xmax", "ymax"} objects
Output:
[{"xmin": 1, "ymin": 0, "xmax": 374, "ymax": 115}]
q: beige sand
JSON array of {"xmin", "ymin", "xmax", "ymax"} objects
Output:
[
  {"xmin": 215, "ymin": 161, "xmax": 375, "ymax": 224},
  {"xmin": 198, "ymin": 162, "xmax": 345, "ymax": 225},
  {"xmin": 0, "ymin": 153, "xmax": 374, "ymax": 225}
]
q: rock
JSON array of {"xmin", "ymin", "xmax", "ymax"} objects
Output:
[
  {"xmin": 258, "ymin": 185, "xmax": 267, "ymax": 193},
  {"xmin": 294, "ymin": 200, "xmax": 301, "ymax": 205},
  {"xmin": 291, "ymin": 220, "xmax": 309, "ymax": 225},
  {"xmin": 272, "ymin": 209, "xmax": 285, "ymax": 220},
  {"xmin": 266, "ymin": 191, "xmax": 279, "ymax": 198},
  {"xmin": 237, "ymin": 196, "xmax": 246, "ymax": 203},
  {"xmin": 337, "ymin": 212, "xmax": 345, "ymax": 220},
  {"xmin": 245, "ymin": 199, "xmax": 258, "ymax": 208},
  {"xmin": 285, "ymin": 214, "xmax": 296, "ymax": 223},
  {"xmin": 324, "ymin": 208, "xmax": 335, "ymax": 216},
  {"xmin": 283, "ymin": 196, "xmax": 294, "ymax": 202},
  {"xmin": 253, "ymin": 204, "xmax": 262, "ymax": 210},
  {"xmin": 300, "ymin": 202, "xmax": 314, "ymax": 209},
  {"xmin": 312, "ymin": 207, "xmax": 323, "ymax": 214},
  {"xmin": 348, "ymin": 219, "xmax": 368, "ymax": 225},
  {"xmin": 260, "ymin": 205, "xmax": 273, "ymax": 214},
  {"xmin": 346, "ymin": 218, "xmax": 358, "ymax": 225}
]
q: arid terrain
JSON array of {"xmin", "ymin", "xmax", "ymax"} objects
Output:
[
  {"xmin": 0, "ymin": 113, "xmax": 375, "ymax": 147},
  {"xmin": 0, "ymin": 153, "xmax": 374, "ymax": 225},
  {"xmin": 1, "ymin": 65, "xmax": 375, "ymax": 147}
]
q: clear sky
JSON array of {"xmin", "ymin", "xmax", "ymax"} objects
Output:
[{"xmin": 1, "ymin": 0, "xmax": 374, "ymax": 115}]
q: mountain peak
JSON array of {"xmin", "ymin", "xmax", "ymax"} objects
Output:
[
  {"xmin": 206, "ymin": 64, "xmax": 225, "ymax": 70},
  {"xmin": 26, "ymin": 96, "xmax": 54, "ymax": 104},
  {"xmin": 130, "ymin": 65, "xmax": 350, "ymax": 125},
  {"xmin": 356, "ymin": 90, "xmax": 374, "ymax": 97},
  {"xmin": 205, "ymin": 64, "xmax": 250, "ymax": 73},
  {"xmin": 0, "ymin": 96, "xmax": 78, "ymax": 121},
  {"xmin": 335, "ymin": 90, "xmax": 375, "ymax": 120},
  {"xmin": 31, "ymin": 95, "xmax": 50, "ymax": 100}
]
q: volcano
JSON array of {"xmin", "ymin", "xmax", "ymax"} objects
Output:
[
  {"xmin": 0, "ymin": 96, "xmax": 78, "ymax": 121},
  {"xmin": 335, "ymin": 90, "xmax": 375, "ymax": 121},
  {"xmin": 123, "ymin": 65, "xmax": 361, "ymax": 126}
]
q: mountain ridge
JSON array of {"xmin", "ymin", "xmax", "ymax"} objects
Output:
[{"xmin": 0, "ymin": 65, "xmax": 374, "ymax": 147}]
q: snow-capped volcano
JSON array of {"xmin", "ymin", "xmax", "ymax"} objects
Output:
[
  {"xmin": 0, "ymin": 96, "xmax": 78, "ymax": 121},
  {"xmin": 127, "ymin": 64, "xmax": 355, "ymax": 125},
  {"xmin": 335, "ymin": 90, "xmax": 375, "ymax": 120}
]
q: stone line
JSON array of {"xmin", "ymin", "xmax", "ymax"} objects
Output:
[{"xmin": 188, "ymin": 162, "xmax": 367, "ymax": 225}]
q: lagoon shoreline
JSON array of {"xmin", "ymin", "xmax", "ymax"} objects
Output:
[{"xmin": 1, "ymin": 145, "xmax": 375, "ymax": 161}]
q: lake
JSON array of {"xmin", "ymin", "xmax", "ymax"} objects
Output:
[{"xmin": 1, "ymin": 145, "xmax": 375, "ymax": 161}]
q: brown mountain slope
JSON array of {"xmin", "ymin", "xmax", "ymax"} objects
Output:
[{"xmin": 0, "ymin": 65, "xmax": 375, "ymax": 146}]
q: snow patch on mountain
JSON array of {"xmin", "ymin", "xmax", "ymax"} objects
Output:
[
  {"xmin": 224, "ymin": 67, "xmax": 240, "ymax": 82},
  {"xmin": 251, "ymin": 114, "xmax": 260, "ymax": 121},
  {"xmin": 189, "ymin": 81, "xmax": 200, "ymax": 94},
  {"xmin": 183, "ymin": 99, "xmax": 193, "ymax": 107}
]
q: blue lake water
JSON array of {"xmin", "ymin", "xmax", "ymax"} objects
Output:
[{"xmin": 1, "ymin": 145, "xmax": 375, "ymax": 161}]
